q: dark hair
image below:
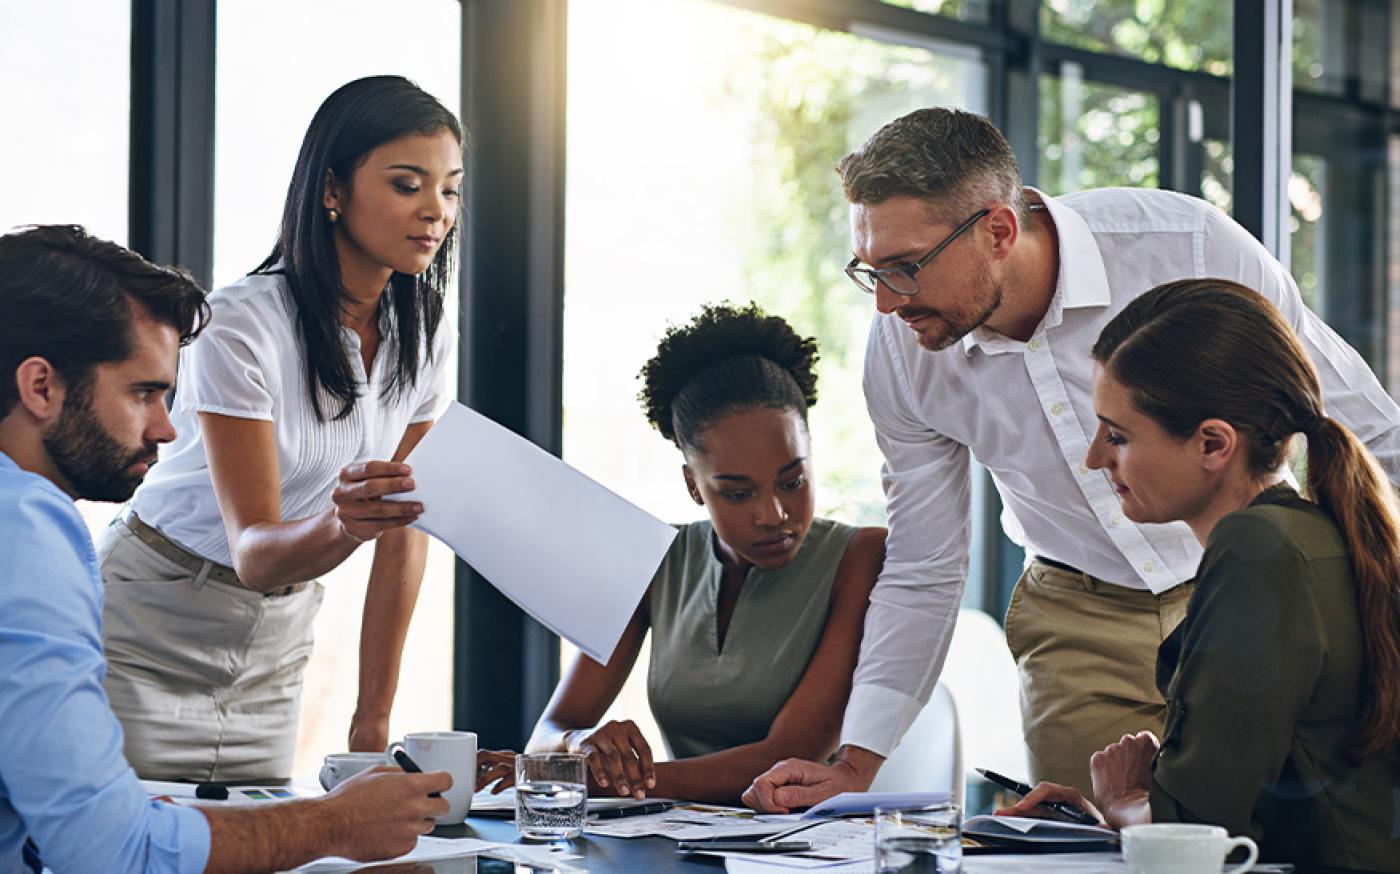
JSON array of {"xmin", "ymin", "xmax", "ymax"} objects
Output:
[
  {"xmin": 256, "ymin": 75, "xmax": 462, "ymax": 421},
  {"xmin": 0, "ymin": 224, "xmax": 209, "ymax": 418},
  {"xmin": 1093, "ymin": 278, "xmax": 1400, "ymax": 757},
  {"xmin": 638, "ymin": 302, "xmax": 819, "ymax": 453},
  {"xmin": 837, "ymin": 107, "xmax": 1031, "ymax": 227}
]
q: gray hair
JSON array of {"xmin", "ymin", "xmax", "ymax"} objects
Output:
[{"xmin": 837, "ymin": 107, "xmax": 1031, "ymax": 227}]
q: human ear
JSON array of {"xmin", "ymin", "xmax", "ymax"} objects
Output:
[
  {"xmin": 322, "ymin": 168, "xmax": 343, "ymax": 212},
  {"xmin": 11, "ymin": 357, "xmax": 66, "ymax": 423},
  {"xmin": 984, "ymin": 203, "xmax": 1020, "ymax": 258},
  {"xmin": 682, "ymin": 465, "xmax": 703, "ymax": 505},
  {"xmin": 1197, "ymin": 419, "xmax": 1238, "ymax": 472}
]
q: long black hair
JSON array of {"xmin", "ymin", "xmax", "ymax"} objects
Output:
[
  {"xmin": 256, "ymin": 75, "xmax": 462, "ymax": 421},
  {"xmin": 638, "ymin": 302, "xmax": 819, "ymax": 453}
]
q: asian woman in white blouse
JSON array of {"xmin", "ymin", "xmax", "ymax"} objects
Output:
[{"xmin": 98, "ymin": 76, "xmax": 462, "ymax": 781}]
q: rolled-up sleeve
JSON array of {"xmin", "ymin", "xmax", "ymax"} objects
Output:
[
  {"xmin": 841, "ymin": 317, "xmax": 971, "ymax": 756},
  {"xmin": 0, "ymin": 487, "xmax": 211, "ymax": 874}
]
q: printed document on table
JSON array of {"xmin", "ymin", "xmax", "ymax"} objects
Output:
[{"xmin": 403, "ymin": 402, "xmax": 677, "ymax": 663}]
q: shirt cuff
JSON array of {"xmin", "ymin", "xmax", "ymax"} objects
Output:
[
  {"xmin": 839, "ymin": 682, "xmax": 925, "ymax": 758},
  {"xmin": 160, "ymin": 802, "xmax": 213, "ymax": 874}
]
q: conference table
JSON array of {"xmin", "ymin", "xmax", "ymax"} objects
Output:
[
  {"xmin": 326, "ymin": 814, "xmax": 729, "ymax": 872},
  {"xmin": 327, "ymin": 814, "xmax": 1137, "ymax": 873}
]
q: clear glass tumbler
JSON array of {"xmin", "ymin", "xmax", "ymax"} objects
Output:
[
  {"xmin": 874, "ymin": 802, "xmax": 962, "ymax": 873},
  {"xmin": 514, "ymin": 752, "xmax": 587, "ymax": 841}
]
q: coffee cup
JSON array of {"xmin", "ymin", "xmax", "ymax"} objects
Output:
[
  {"xmin": 386, "ymin": 730, "xmax": 477, "ymax": 824},
  {"xmin": 1122, "ymin": 823, "xmax": 1259, "ymax": 874},
  {"xmin": 319, "ymin": 751, "xmax": 388, "ymax": 791}
]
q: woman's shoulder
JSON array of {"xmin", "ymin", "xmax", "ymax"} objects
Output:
[
  {"xmin": 208, "ymin": 271, "xmax": 294, "ymax": 321},
  {"xmin": 1209, "ymin": 491, "xmax": 1345, "ymax": 565}
]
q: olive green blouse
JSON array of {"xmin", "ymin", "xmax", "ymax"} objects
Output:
[
  {"xmin": 646, "ymin": 517, "xmax": 857, "ymax": 760},
  {"xmin": 1150, "ymin": 484, "xmax": 1400, "ymax": 872}
]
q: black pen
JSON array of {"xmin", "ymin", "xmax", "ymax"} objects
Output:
[
  {"xmin": 975, "ymin": 767, "xmax": 1101, "ymax": 826},
  {"xmin": 590, "ymin": 800, "xmax": 675, "ymax": 820},
  {"xmin": 389, "ymin": 745, "xmax": 442, "ymax": 798}
]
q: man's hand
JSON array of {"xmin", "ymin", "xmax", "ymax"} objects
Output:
[
  {"xmin": 1088, "ymin": 730, "xmax": 1158, "ymax": 829},
  {"xmin": 742, "ymin": 746, "xmax": 883, "ymax": 813},
  {"xmin": 997, "ymin": 781, "xmax": 1106, "ymax": 826},
  {"xmin": 347, "ymin": 711, "xmax": 390, "ymax": 753},
  {"xmin": 318, "ymin": 766, "xmax": 452, "ymax": 862},
  {"xmin": 565, "ymin": 720, "xmax": 655, "ymax": 799}
]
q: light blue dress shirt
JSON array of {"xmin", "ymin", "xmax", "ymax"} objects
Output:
[{"xmin": 0, "ymin": 451, "xmax": 211, "ymax": 873}]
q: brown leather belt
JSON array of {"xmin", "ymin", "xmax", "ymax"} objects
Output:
[{"xmin": 123, "ymin": 511, "xmax": 306, "ymax": 598}]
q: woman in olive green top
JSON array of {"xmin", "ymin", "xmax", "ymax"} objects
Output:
[
  {"xmin": 505, "ymin": 304, "xmax": 884, "ymax": 804},
  {"xmin": 1007, "ymin": 279, "xmax": 1400, "ymax": 872}
]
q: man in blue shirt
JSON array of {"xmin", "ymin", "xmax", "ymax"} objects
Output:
[{"xmin": 0, "ymin": 225, "xmax": 451, "ymax": 873}]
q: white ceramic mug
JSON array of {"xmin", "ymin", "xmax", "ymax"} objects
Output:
[
  {"xmin": 1122, "ymin": 823, "xmax": 1259, "ymax": 874},
  {"xmin": 387, "ymin": 730, "xmax": 478, "ymax": 824},
  {"xmin": 319, "ymin": 751, "xmax": 388, "ymax": 791}
]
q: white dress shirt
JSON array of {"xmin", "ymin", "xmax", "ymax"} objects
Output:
[
  {"xmin": 131, "ymin": 270, "xmax": 453, "ymax": 567},
  {"xmin": 843, "ymin": 187, "xmax": 1400, "ymax": 756}
]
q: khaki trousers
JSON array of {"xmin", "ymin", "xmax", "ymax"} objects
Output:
[
  {"xmin": 98, "ymin": 517, "xmax": 324, "ymax": 782},
  {"xmin": 1004, "ymin": 559, "xmax": 1192, "ymax": 796}
]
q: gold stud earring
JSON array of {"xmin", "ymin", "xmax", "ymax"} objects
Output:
[{"xmin": 327, "ymin": 207, "xmax": 340, "ymax": 223}]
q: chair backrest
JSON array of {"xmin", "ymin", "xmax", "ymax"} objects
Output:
[
  {"xmin": 940, "ymin": 608, "xmax": 1028, "ymax": 786},
  {"xmin": 868, "ymin": 680, "xmax": 963, "ymax": 808},
  {"xmin": 866, "ymin": 609, "xmax": 1027, "ymax": 807}
]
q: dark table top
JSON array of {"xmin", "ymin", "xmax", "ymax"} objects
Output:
[{"xmin": 338, "ymin": 815, "xmax": 728, "ymax": 873}]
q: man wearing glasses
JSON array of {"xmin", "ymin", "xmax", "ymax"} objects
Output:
[{"xmin": 744, "ymin": 107, "xmax": 1400, "ymax": 810}]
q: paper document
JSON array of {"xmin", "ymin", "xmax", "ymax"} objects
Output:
[
  {"xmin": 585, "ymin": 801, "xmax": 789, "ymax": 840},
  {"xmin": 963, "ymin": 814, "xmax": 1117, "ymax": 843},
  {"xmin": 292, "ymin": 836, "xmax": 502, "ymax": 872},
  {"xmin": 801, "ymin": 790, "xmax": 951, "ymax": 819},
  {"xmin": 404, "ymin": 402, "xmax": 678, "ymax": 662}
]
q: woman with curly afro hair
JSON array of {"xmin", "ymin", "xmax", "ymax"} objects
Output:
[{"xmin": 514, "ymin": 303, "xmax": 885, "ymax": 804}]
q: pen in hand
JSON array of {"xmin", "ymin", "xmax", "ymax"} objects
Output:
[
  {"xmin": 975, "ymin": 767, "xmax": 1102, "ymax": 826},
  {"xmin": 389, "ymin": 744, "xmax": 443, "ymax": 798}
]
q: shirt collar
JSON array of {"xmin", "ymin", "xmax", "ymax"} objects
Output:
[
  {"xmin": 0, "ymin": 449, "xmax": 16, "ymax": 474},
  {"xmin": 959, "ymin": 188, "xmax": 1113, "ymax": 356}
]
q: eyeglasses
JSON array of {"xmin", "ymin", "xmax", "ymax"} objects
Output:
[{"xmin": 845, "ymin": 208, "xmax": 991, "ymax": 297}]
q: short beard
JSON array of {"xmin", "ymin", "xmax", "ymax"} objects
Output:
[
  {"xmin": 43, "ymin": 380, "xmax": 157, "ymax": 503},
  {"xmin": 907, "ymin": 282, "xmax": 1004, "ymax": 352}
]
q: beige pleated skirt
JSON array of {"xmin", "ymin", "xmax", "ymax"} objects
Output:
[{"xmin": 97, "ymin": 515, "xmax": 324, "ymax": 782}]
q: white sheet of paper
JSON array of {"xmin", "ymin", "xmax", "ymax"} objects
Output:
[
  {"xmin": 292, "ymin": 836, "xmax": 503, "ymax": 872},
  {"xmin": 404, "ymin": 402, "xmax": 678, "ymax": 662}
]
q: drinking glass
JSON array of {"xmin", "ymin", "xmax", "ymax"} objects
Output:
[
  {"xmin": 874, "ymin": 802, "xmax": 962, "ymax": 873},
  {"xmin": 514, "ymin": 752, "xmax": 587, "ymax": 840}
]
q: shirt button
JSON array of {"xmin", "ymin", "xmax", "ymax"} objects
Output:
[
  {"xmin": 1143, "ymin": 561, "xmax": 1156, "ymax": 573},
  {"xmin": 1050, "ymin": 402, "xmax": 1064, "ymax": 417},
  {"xmin": 1109, "ymin": 512, "xmax": 1122, "ymax": 527},
  {"xmin": 1028, "ymin": 338, "xmax": 1042, "ymax": 351},
  {"xmin": 1078, "ymin": 463, "xmax": 1090, "ymax": 475}
]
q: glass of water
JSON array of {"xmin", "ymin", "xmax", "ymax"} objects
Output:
[
  {"xmin": 874, "ymin": 802, "xmax": 962, "ymax": 873},
  {"xmin": 514, "ymin": 752, "xmax": 587, "ymax": 841}
]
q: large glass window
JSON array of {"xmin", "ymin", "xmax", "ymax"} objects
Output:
[
  {"xmin": 1041, "ymin": 0, "xmax": 1231, "ymax": 75},
  {"xmin": 563, "ymin": 0, "xmax": 987, "ymax": 755},
  {"xmin": 0, "ymin": 2, "xmax": 130, "ymax": 242},
  {"xmin": 214, "ymin": 0, "xmax": 461, "ymax": 774},
  {"xmin": 0, "ymin": 2, "xmax": 132, "ymax": 539},
  {"xmin": 1038, "ymin": 68, "xmax": 1160, "ymax": 194}
]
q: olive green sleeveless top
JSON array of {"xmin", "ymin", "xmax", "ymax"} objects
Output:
[{"xmin": 646, "ymin": 517, "xmax": 858, "ymax": 759}]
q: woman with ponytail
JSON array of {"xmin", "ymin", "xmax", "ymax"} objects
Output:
[
  {"xmin": 1004, "ymin": 279, "xmax": 1400, "ymax": 870},
  {"xmin": 490, "ymin": 303, "xmax": 885, "ymax": 804}
]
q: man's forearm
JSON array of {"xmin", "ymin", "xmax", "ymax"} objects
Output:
[{"xmin": 202, "ymin": 800, "xmax": 331, "ymax": 874}]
